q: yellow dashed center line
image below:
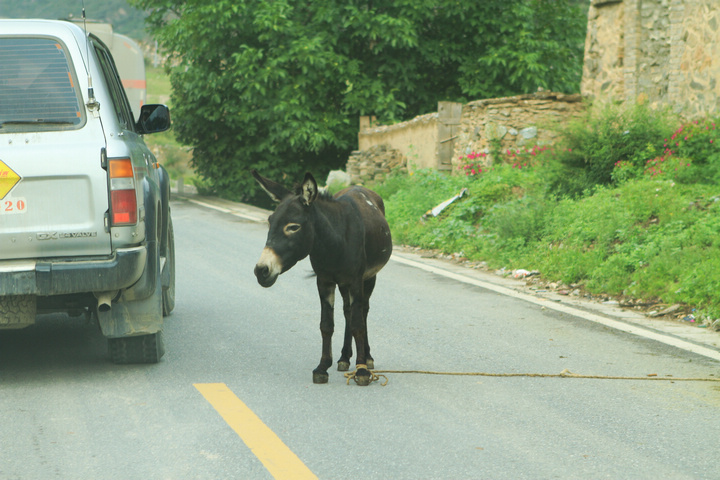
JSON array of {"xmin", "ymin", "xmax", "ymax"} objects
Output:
[{"xmin": 194, "ymin": 383, "xmax": 318, "ymax": 480}]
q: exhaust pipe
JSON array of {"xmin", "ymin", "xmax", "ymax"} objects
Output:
[{"xmin": 94, "ymin": 291, "xmax": 117, "ymax": 313}]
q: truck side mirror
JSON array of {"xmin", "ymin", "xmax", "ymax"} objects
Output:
[{"xmin": 137, "ymin": 104, "xmax": 171, "ymax": 134}]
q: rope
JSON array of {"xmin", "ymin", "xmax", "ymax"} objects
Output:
[
  {"xmin": 344, "ymin": 365, "xmax": 389, "ymax": 386},
  {"xmin": 343, "ymin": 367, "xmax": 720, "ymax": 386}
]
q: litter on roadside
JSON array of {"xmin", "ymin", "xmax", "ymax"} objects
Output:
[
  {"xmin": 423, "ymin": 188, "xmax": 468, "ymax": 219},
  {"xmin": 512, "ymin": 269, "xmax": 539, "ymax": 279}
]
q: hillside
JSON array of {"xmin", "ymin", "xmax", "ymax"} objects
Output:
[{"xmin": 0, "ymin": 0, "xmax": 148, "ymax": 40}]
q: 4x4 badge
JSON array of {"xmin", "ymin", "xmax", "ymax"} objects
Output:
[{"xmin": 0, "ymin": 159, "xmax": 21, "ymax": 199}]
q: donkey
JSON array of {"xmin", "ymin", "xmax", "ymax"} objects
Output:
[{"xmin": 252, "ymin": 171, "xmax": 392, "ymax": 385}]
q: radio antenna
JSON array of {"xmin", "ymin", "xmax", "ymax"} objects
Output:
[{"xmin": 82, "ymin": 0, "xmax": 100, "ymax": 112}]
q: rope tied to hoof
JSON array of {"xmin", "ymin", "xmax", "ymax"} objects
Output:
[
  {"xmin": 344, "ymin": 364, "xmax": 389, "ymax": 386},
  {"xmin": 343, "ymin": 367, "xmax": 720, "ymax": 386}
]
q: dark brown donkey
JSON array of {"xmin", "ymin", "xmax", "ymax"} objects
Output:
[{"xmin": 252, "ymin": 171, "xmax": 392, "ymax": 385}]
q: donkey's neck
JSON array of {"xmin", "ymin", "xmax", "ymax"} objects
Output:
[
  {"xmin": 312, "ymin": 200, "xmax": 350, "ymax": 245},
  {"xmin": 308, "ymin": 198, "xmax": 363, "ymax": 267}
]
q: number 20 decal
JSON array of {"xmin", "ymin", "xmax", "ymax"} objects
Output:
[{"xmin": 2, "ymin": 198, "xmax": 27, "ymax": 214}]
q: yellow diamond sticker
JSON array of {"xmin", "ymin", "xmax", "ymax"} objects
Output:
[{"xmin": 0, "ymin": 160, "xmax": 21, "ymax": 199}]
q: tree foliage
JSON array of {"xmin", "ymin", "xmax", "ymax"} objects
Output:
[{"xmin": 131, "ymin": 0, "xmax": 587, "ymax": 203}]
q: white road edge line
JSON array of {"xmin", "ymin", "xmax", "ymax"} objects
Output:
[
  {"xmin": 186, "ymin": 198, "xmax": 231, "ymax": 213},
  {"xmin": 186, "ymin": 198, "xmax": 266, "ymax": 222},
  {"xmin": 391, "ymin": 253, "xmax": 720, "ymax": 363}
]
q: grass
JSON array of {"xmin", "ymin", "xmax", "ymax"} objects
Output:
[{"xmin": 371, "ymin": 104, "xmax": 720, "ymax": 324}]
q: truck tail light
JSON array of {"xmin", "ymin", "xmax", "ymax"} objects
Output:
[{"xmin": 109, "ymin": 158, "xmax": 137, "ymax": 225}]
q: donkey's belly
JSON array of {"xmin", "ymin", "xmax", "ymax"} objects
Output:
[
  {"xmin": 363, "ymin": 233, "xmax": 392, "ymax": 279},
  {"xmin": 363, "ymin": 262, "xmax": 385, "ymax": 280}
]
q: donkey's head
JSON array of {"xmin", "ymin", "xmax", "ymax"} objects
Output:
[{"xmin": 252, "ymin": 171, "xmax": 319, "ymax": 287}]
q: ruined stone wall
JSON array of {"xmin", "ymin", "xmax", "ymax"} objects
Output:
[
  {"xmin": 451, "ymin": 92, "xmax": 584, "ymax": 169},
  {"xmin": 357, "ymin": 112, "xmax": 438, "ymax": 171},
  {"xmin": 583, "ymin": 0, "xmax": 720, "ymax": 118},
  {"xmin": 347, "ymin": 93, "xmax": 584, "ymax": 184},
  {"xmin": 345, "ymin": 144, "xmax": 408, "ymax": 185}
]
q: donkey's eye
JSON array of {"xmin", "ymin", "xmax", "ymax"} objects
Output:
[{"xmin": 284, "ymin": 223, "xmax": 301, "ymax": 235}]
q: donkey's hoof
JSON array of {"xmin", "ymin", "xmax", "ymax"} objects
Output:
[
  {"xmin": 354, "ymin": 368, "xmax": 372, "ymax": 386},
  {"xmin": 313, "ymin": 371, "xmax": 329, "ymax": 384},
  {"xmin": 337, "ymin": 361, "xmax": 350, "ymax": 372},
  {"xmin": 366, "ymin": 359, "xmax": 374, "ymax": 370}
]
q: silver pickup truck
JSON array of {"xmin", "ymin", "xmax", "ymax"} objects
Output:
[{"xmin": 0, "ymin": 19, "xmax": 175, "ymax": 363}]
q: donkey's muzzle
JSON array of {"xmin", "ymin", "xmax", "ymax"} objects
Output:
[
  {"xmin": 254, "ymin": 247, "xmax": 282, "ymax": 287},
  {"xmin": 254, "ymin": 264, "xmax": 277, "ymax": 287}
]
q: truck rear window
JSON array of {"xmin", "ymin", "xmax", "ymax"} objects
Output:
[{"xmin": 0, "ymin": 37, "xmax": 84, "ymax": 131}]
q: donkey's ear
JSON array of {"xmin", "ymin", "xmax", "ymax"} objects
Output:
[
  {"xmin": 251, "ymin": 170, "xmax": 290, "ymax": 203},
  {"xmin": 300, "ymin": 173, "xmax": 318, "ymax": 206}
]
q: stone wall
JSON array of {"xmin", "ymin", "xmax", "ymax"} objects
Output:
[
  {"xmin": 345, "ymin": 145, "xmax": 408, "ymax": 184},
  {"xmin": 583, "ymin": 0, "xmax": 720, "ymax": 118},
  {"xmin": 347, "ymin": 93, "xmax": 584, "ymax": 184},
  {"xmin": 582, "ymin": 0, "xmax": 626, "ymax": 101},
  {"xmin": 451, "ymin": 92, "xmax": 584, "ymax": 169},
  {"xmin": 357, "ymin": 112, "xmax": 438, "ymax": 172}
]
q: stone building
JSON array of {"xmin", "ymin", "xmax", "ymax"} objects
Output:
[{"xmin": 583, "ymin": 0, "xmax": 720, "ymax": 118}]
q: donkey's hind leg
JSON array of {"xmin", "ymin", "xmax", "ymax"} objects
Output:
[
  {"xmin": 361, "ymin": 276, "xmax": 377, "ymax": 370},
  {"xmin": 337, "ymin": 277, "xmax": 377, "ymax": 372}
]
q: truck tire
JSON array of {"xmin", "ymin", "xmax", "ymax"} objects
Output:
[
  {"xmin": 0, "ymin": 295, "xmax": 36, "ymax": 329},
  {"xmin": 108, "ymin": 331, "xmax": 165, "ymax": 364},
  {"xmin": 162, "ymin": 217, "xmax": 176, "ymax": 316}
]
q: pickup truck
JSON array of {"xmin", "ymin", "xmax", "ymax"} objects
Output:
[{"xmin": 0, "ymin": 19, "xmax": 175, "ymax": 363}]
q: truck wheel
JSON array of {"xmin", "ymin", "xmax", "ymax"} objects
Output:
[
  {"xmin": 162, "ymin": 217, "xmax": 176, "ymax": 316},
  {"xmin": 108, "ymin": 331, "xmax": 165, "ymax": 364},
  {"xmin": 0, "ymin": 295, "xmax": 36, "ymax": 329}
]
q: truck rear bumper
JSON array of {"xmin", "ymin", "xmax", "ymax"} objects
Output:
[{"xmin": 0, "ymin": 246, "xmax": 147, "ymax": 296}]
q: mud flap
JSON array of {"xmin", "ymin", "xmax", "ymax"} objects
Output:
[
  {"xmin": 100, "ymin": 275, "xmax": 165, "ymax": 364},
  {"xmin": 97, "ymin": 247, "xmax": 163, "ymax": 339},
  {"xmin": 97, "ymin": 283, "xmax": 163, "ymax": 338}
]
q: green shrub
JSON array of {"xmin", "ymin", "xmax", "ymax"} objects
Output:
[
  {"xmin": 547, "ymin": 103, "xmax": 677, "ymax": 197},
  {"xmin": 669, "ymin": 118, "xmax": 720, "ymax": 164},
  {"xmin": 649, "ymin": 117, "xmax": 720, "ymax": 184},
  {"xmin": 611, "ymin": 160, "xmax": 642, "ymax": 184}
]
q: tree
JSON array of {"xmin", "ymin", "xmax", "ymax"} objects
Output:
[{"xmin": 131, "ymin": 0, "xmax": 586, "ymax": 204}]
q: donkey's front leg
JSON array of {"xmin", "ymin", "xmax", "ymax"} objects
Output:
[
  {"xmin": 313, "ymin": 279, "xmax": 335, "ymax": 384},
  {"xmin": 337, "ymin": 285, "xmax": 353, "ymax": 372}
]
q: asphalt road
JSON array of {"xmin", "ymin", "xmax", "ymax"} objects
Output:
[{"xmin": 1, "ymin": 198, "xmax": 720, "ymax": 479}]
